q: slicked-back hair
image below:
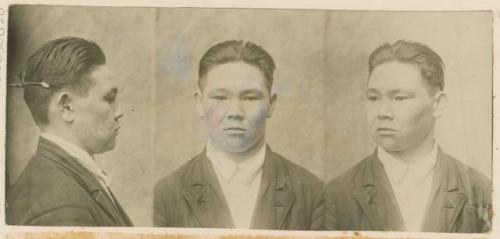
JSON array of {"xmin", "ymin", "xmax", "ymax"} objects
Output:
[
  {"xmin": 23, "ymin": 37, "xmax": 106, "ymax": 126},
  {"xmin": 368, "ymin": 40, "xmax": 445, "ymax": 94},
  {"xmin": 198, "ymin": 40, "xmax": 276, "ymax": 92}
]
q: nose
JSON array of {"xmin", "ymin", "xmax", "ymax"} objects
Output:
[
  {"xmin": 227, "ymin": 99, "xmax": 244, "ymax": 120},
  {"xmin": 376, "ymin": 100, "xmax": 393, "ymax": 120}
]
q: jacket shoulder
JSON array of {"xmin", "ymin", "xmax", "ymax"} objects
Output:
[
  {"xmin": 324, "ymin": 155, "xmax": 371, "ymax": 198},
  {"xmin": 154, "ymin": 154, "xmax": 203, "ymax": 195},
  {"xmin": 272, "ymin": 152, "xmax": 323, "ymax": 188},
  {"xmin": 444, "ymin": 153, "xmax": 492, "ymax": 200},
  {"xmin": 7, "ymin": 153, "xmax": 94, "ymax": 224}
]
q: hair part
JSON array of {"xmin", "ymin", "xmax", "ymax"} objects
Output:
[
  {"xmin": 368, "ymin": 40, "xmax": 445, "ymax": 94},
  {"xmin": 23, "ymin": 37, "xmax": 106, "ymax": 126},
  {"xmin": 198, "ymin": 40, "xmax": 276, "ymax": 92}
]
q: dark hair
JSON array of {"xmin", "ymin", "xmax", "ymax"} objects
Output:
[
  {"xmin": 368, "ymin": 40, "xmax": 445, "ymax": 93},
  {"xmin": 198, "ymin": 40, "xmax": 276, "ymax": 91},
  {"xmin": 23, "ymin": 37, "xmax": 106, "ymax": 126}
]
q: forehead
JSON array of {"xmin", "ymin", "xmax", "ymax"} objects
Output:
[
  {"xmin": 367, "ymin": 61, "xmax": 429, "ymax": 92},
  {"xmin": 203, "ymin": 61, "xmax": 268, "ymax": 92},
  {"xmin": 88, "ymin": 65, "xmax": 115, "ymax": 93}
]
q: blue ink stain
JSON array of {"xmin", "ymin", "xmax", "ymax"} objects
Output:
[{"xmin": 159, "ymin": 34, "xmax": 192, "ymax": 85}]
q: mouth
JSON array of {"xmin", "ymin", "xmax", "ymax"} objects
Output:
[
  {"xmin": 376, "ymin": 127, "xmax": 396, "ymax": 135},
  {"xmin": 223, "ymin": 127, "xmax": 246, "ymax": 132},
  {"xmin": 114, "ymin": 127, "xmax": 120, "ymax": 135}
]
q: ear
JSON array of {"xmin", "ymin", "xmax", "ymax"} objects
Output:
[
  {"xmin": 57, "ymin": 92, "xmax": 75, "ymax": 123},
  {"xmin": 194, "ymin": 90, "xmax": 205, "ymax": 119},
  {"xmin": 432, "ymin": 91, "xmax": 447, "ymax": 119},
  {"xmin": 267, "ymin": 94, "xmax": 277, "ymax": 118}
]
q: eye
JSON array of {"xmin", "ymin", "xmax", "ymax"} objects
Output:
[
  {"xmin": 103, "ymin": 95, "xmax": 116, "ymax": 103},
  {"xmin": 394, "ymin": 96, "xmax": 409, "ymax": 101},
  {"xmin": 243, "ymin": 96, "xmax": 259, "ymax": 101},
  {"xmin": 366, "ymin": 95, "xmax": 379, "ymax": 102},
  {"xmin": 103, "ymin": 88, "xmax": 118, "ymax": 103},
  {"xmin": 211, "ymin": 95, "xmax": 227, "ymax": 101}
]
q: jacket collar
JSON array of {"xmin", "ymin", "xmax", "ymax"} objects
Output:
[
  {"xmin": 181, "ymin": 145, "xmax": 296, "ymax": 229},
  {"xmin": 353, "ymin": 149, "xmax": 405, "ymax": 231},
  {"xmin": 354, "ymin": 147, "xmax": 467, "ymax": 232},
  {"xmin": 36, "ymin": 137, "xmax": 132, "ymax": 226},
  {"xmin": 422, "ymin": 148, "xmax": 467, "ymax": 232}
]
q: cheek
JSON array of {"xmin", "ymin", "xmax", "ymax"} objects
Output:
[
  {"xmin": 86, "ymin": 105, "xmax": 115, "ymax": 129},
  {"xmin": 399, "ymin": 103, "xmax": 434, "ymax": 132},
  {"xmin": 247, "ymin": 103, "xmax": 269, "ymax": 127},
  {"xmin": 204, "ymin": 103, "xmax": 227, "ymax": 127}
]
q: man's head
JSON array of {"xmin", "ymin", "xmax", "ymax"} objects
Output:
[
  {"xmin": 365, "ymin": 40, "xmax": 447, "ymax": 153},
  {"xmin": 24, "ymin": 37, "xmax": 122, "ymax": 155},
  {"xmin": 196, "ymin": 40, "xmax": 277, "ymax": 154}
]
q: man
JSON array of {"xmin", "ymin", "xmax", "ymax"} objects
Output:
[
  {"xmin": 6, "ymin": 37, "xmax": 133, "ymax": 226},
  {"xmin": 324, "ymin": 40, "xmax": 492, "ymax": 232},
  {"xmin": 154, "ymin": 40, "xmax": 323, "ymax": 230}
]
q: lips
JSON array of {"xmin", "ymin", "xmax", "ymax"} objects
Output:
[
  {"xmin": 224, "ymin": 127, "xmax": 246, "ymax": 132},
  {"xmin": 376, "ymin": 127, "xmax": 396, "ymax": 135}
]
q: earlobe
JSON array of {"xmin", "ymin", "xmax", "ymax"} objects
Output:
[
  {"xmin": 267, "ymin": 94, "xmax": 277, "ymax": 118},
  {"xmin": 432, "ymin": 92, "xmax": 447, "ymax": 119}
]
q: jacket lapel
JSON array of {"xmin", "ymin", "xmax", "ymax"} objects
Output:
[
  {"xmin": 38, "ymin": 137, "xmax": 126, "ymax": 226},
  {"xmin": 251, "ymin": 146, "xmax": 296, "ymax": 229},
  {"xmin": 108, "ymin": 190, "xmax": 134, "ymax": 226},
  {"xmin": 422, "ymin": 148, "xmax": 466, "ymax": 232},
  {"xmin": 182, "ymin": 152, "xmax": 234, "ymax": 228},
  {"xmin": 353, "ymin": 151, "xmax": 405, "ymax": 231}
]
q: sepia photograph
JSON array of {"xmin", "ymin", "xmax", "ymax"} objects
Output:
[{"xmin": 1, "ymin": 2, "xmax": 496, "ymax": 238}]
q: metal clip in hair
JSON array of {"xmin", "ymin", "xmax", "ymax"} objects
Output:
[{"xmin": 8, "ymin": 72, "xmax": 51, "ymax": 88}]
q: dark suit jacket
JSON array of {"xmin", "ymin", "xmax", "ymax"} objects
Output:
[
  {"xmin": 154, "ymin": 146, "xmax": 324, "ymax": 230},
  {"xmin": 324, "ymin": 147, "xmax": 492, "ymax": 232},
  {"xmin": 6, "ymin": 137, "xmax": 133, "ymax": 227}
]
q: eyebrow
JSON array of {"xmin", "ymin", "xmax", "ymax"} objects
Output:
[
  {"xmin": 240, "ymin": 89, "xmax": 264, "ymax": 95},
  {"xmin": 365, "ymin": 88, "xmax": 380, "ymax": 94},
  {"xmin": 388, "ymin": 89, "xmax": 413, "ymax": 95},
  {"xmin": 207, "ymin": 88, "xmax": 230, "ymax": 94}
]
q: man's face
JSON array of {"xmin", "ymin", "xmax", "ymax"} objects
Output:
[
  {"xmin": 197, "ymin": 61, "xmax": 275, "ymax": 154},
  {"xmin": 72, "ymin": 65, "xmax": 122, "ymax": 155},
  {"xmin": 365, "ymin": 61, "xmax": 438, "ymax": 153}
]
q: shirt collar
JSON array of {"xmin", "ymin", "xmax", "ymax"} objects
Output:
[
  {"xmin": 378, "ymin": 143, "xmax": 438, "ymax": 183},
  {"xmin": 206, "ymin": 139, "xmax": 266, "ymax": 182},
  {"xmin": 40, "ymin": 132, "xmax": 111, "ymax": 186}
]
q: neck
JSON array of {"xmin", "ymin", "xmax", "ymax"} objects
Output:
[
  {"xmin": 212, "ymin": 137, "xmax": 266, "ymax": 164},
  {"xmin": 386, "ymin": 133, "xmax": 435, "ymax": 164},
  {"xmin": 42, "ymin": 126, "xmax": 94, "ymax": 156}
]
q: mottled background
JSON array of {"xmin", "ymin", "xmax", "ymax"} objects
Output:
[{"xmin": 6, "ymin": 6, "xmax": 492, "ymax": 226}]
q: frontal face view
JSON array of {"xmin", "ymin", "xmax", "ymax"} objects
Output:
[
  {"xmin": 198, "ymin": 61, "xmax": 274, "ymax": 155},
  {"xmin": 153, "ymin": 40, "xmax": 324, "ymax": 230}
]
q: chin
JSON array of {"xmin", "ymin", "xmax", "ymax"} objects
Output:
[
  {"xmin": 375, "ymin": 139, "xmax": 399, "ymax": 152},
  {"xmin": 221, "ymin": 144, "xmax": 251, "ymax": 153}
]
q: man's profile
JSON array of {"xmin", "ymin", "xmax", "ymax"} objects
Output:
[
  {"xmin": 323, "ymin": 40, "xmax": 492, "ymax": 232},
  {"xmin": 153, "ymin": 40, "xmax": 323, "ymax": 230},
  {"xmin": 6, "ymin": 37, "xmax": 133, "ymax": 226}
]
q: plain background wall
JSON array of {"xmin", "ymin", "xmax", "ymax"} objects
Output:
[{"xmin": 6, "ymin": 6, "xmax": 492, "ymax": 226}]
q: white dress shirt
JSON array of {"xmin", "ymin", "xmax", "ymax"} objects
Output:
[
  {"xmin": 41, "ymin": 132, "xmax": 115, "ymax": 204},
  {"xmin": 206, "ymin": 139, "xmax": 266, "ymax": 229},
  {"xmin": 378, "ymin": 144, "xmax": 438, "ymax": 231}
]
